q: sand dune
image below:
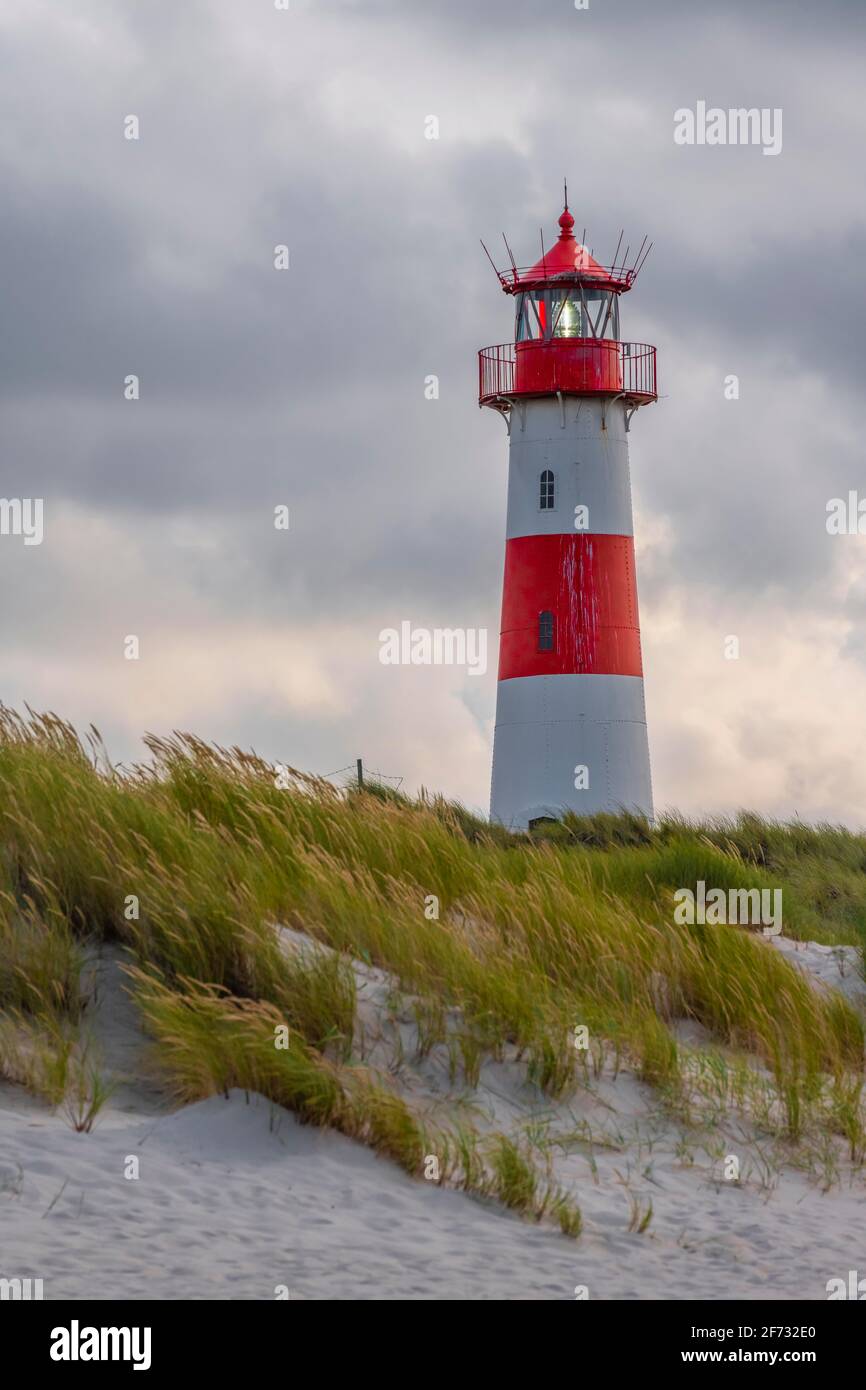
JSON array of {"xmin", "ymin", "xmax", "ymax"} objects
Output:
[{"xmin": 2, "ymin": 935, "xmax": 865, "ymax": 1300}]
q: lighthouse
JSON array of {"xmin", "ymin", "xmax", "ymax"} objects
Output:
[{"xmin": 480, "ymin": 198, "xmax": 657, "ymax": 830}]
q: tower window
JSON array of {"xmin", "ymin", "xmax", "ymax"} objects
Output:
[
  {"xmin": 538, "ymin": 610, "xmax": 555, "ymax": 652},
  {"xmin": 539, "ymin": 469, "xmax": 555, "ymax": 510}
]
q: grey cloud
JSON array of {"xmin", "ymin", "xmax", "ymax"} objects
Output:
[{"xmin": 1, "ymin": 0, "xmax": 865, "ymax": 812}]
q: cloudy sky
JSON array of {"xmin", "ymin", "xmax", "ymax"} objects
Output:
[{"xmin": 1, "ymin": 0, "xmax": 865, "ymax": 822}]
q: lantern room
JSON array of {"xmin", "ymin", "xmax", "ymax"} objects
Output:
[
  {"xmin": 478, "ymin": 203, "xmax": 657, "ymax": 414},
  {"xmin": 514, "ymin": 286, "xmax": 620, "ymax": 343},
  {"xmin": 512, "ymin": 207, "xmax": 625, "ymax": 344}
]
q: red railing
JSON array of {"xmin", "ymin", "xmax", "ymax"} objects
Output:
[{"xmin": 478, "ymin": 340, "xmax": 657, "ymax": 407}]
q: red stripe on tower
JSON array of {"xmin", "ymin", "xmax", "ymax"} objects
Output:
[{"xmin": 498, "ymin": 533, "xmax": 643, "ymax": 680}]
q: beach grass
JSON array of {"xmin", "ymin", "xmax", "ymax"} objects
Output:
[{"xmin": 1, "ymin": 706, "xmax": 865, "ymax": 1214}]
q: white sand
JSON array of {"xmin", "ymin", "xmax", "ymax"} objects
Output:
[
  {"xmin": 770, "ymin": 934, "xmax": 866, "ymax": 1012},
  {"xmin": 2, "ymin": 936, "xmax": 865, "ymax": 1300}
]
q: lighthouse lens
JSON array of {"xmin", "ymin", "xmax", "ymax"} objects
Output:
[
  {"xmin": 552, "ymin": 294, "xmax": 583, "ymax": 339},
  {"xmin": 552, "ymin": 290, "xmax": 619, "ymax": 340}
]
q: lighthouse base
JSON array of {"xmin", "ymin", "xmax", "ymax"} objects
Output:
[{"xmin": 490, "ymin": 673, "xmax": 653, "ymax": 831}]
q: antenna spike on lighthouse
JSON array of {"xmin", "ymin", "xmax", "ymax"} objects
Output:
[
  {"xmin": 635, "ymin": 239, "xmax": 654, "ymax": 276},
  {"xmin": 631, "ymin": 235, "xmax": 648, "ymax": 272},
  {"xmin": 480, "ymin": 237, "xmax": 507, "ymax": 288},
  {"xmin": 563, "ymin": 177, "xmax": 568, "ymax": 210}
]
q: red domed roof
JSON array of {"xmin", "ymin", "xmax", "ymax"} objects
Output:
[
  {"xmin": 516, "ymin": 206, "xmax": 611, "ymax": 287},
  {"xmin": 484, "ymin": 196, "xmax": 648, "ymax": 297}
]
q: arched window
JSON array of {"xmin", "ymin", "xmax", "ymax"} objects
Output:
[
  {"xmin": 538, "ymin": 610, "xmax": 555, "ymax": 652},
  {"xmin": 539, "ymin": 469, "xmax": 555, "ymax": 510}
]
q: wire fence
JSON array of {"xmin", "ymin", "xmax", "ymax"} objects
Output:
[{"xmin": 318, "ymin": 761, "xmax": 403, "ymax": 792}]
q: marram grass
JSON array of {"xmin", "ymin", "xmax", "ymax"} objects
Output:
[{"xmin": 0, "ymin": 707, "xmax": 865, "ymax": 1212}]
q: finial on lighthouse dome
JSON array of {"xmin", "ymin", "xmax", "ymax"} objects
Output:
[{"xmin": 559, "ymin": 179, "xmax": 574, "ymax": 237}]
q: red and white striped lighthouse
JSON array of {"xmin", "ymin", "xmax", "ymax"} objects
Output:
[{"xmin": 479, "ymin": 198, "xmax": 657, "ymax": 830}]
